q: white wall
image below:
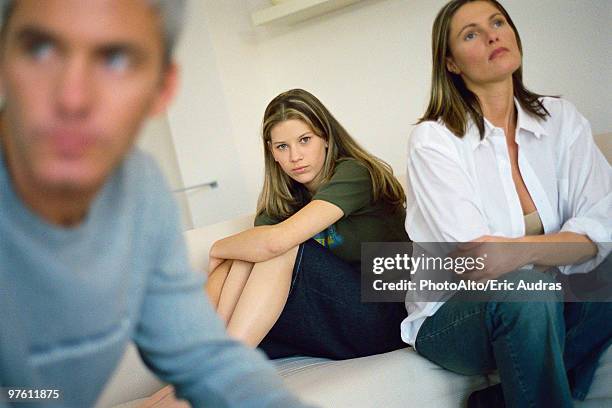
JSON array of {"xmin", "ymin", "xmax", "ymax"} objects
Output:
[
  {"xmin": 166, "ymin": 0, "xmax": 252, "ymax": 228},
  {"xmin": 137, "ymin": 115, "xmax": 193, "ymax": 230},
  {"xmin": 165, "ymin": 0, "xmax": 611, "ymax": 228}
]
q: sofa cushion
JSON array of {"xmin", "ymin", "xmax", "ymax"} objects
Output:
[
  {"xmin": 574, "ymin": 344, "xmax": 612, "ymax": 407},
  {"xmin": 275, "ymin": 345, "xmax": 612, "ymax": 408},
  {"xmin": 100, "ymin": 341, "xmax": 612, "ymax": 407},
  {"xmin": 275, "ymin": 348, "xmax": 490, "ymax": 407}
]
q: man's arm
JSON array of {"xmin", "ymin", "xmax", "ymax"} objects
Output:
[
  {"xmin": 133, "ymin": 159, "xmax": 312, "ymax": 407},
  {"xmin": 134, "ymin": 268, "xmax": 308, "ymax": 407}
]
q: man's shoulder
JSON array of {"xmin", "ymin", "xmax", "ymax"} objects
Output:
[
  {"xmin": 118, "ymin": 148, "xmax": 169, "ymax": 197},
  {"xmin": 122, "ymin": 148, "xmax": 162, "ymax": 180},
  {"xmin": 108, "ymin": 148, "xmax": 176, "ymax": 232}
]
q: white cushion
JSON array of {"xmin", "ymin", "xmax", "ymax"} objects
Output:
[
  {"xmin": 96, "ymin": 343, "xmax": 163, "ymax": 408},
  {"xmin": 101, "ymin": 341, "xmax": 612, "ymax": 407},
  {"xmin": 275, "ymin": 349, "xmax": 489, "ymax": 408},
  {"xmin": 574, "ymin": 345, "xmax": 612, "ymax": 408},
  {"xmin": 274, "ymin": 345, "xmax": 612, "ymax": 408}
]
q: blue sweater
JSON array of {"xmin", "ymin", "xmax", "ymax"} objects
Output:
[{"xmin": 0, "ymin": 148, "xmax": 308, "ymax": 407}]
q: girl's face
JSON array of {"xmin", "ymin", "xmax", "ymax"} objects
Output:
[
  {"xmin": 446, "ymin": 1, "xmax": 521, "ymax": 90},
  {"xmin": 269, "ymin": 119, "xmax": 328, "ymax": 192}
]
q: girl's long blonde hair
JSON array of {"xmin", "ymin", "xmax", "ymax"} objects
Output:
[{"xmin": 257, "ymin": 89, "xmax": 405, "ymax": 220}]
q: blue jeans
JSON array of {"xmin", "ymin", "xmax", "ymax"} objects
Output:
[{"xmin": 415, "ymin": 267, "xmax": 612, "ymax": 408}]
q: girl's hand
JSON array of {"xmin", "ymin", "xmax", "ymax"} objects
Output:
[
  {"xmin": 452, "ymin": 235, "xmax": 532, "ymax": 282},
  {"xmin": 137, "ymin": 386, "xmax": 189, "ymax": 408},
  {"xmin": 208, "ymin": 255, "xmax": 225, "ymax": 276}
]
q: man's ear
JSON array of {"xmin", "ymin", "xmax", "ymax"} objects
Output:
[
  {"xmin": 446, "ymin": 57, "xmax": 460, "ymax": 75},
  {"xmin": 149, "ymin": 62, "xmax": 179, "ymax": 117}
]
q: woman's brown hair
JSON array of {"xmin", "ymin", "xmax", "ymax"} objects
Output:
[{"xmin": 420, "ymin": 0, "xmax": 550, "ymax": 138}]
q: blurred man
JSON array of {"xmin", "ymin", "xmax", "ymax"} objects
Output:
[{"xmin": 0, "ymin": 1, "xmax": 309, "ymax": 406}]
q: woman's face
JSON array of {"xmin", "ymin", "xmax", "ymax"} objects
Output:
[
  {"xmin": 269, "ymin": 119, "xmax": 328, "ymax": 192},
  {"xmin": 446, "ymin": 1, "xmax": 521, "ymax": 89}
]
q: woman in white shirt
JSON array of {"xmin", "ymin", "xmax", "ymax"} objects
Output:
[{"xmin": 404, "ymin": 1, "xmax": 612, "ymax": 407}]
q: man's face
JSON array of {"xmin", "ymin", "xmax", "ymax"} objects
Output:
[{"xmin": 0, "ymin": 0, "xmax": 175, "ymax": 194}]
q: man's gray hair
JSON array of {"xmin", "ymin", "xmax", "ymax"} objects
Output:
[{"xmin": 0, "ymin": 0, "xmax": 187, "ymax": 60}]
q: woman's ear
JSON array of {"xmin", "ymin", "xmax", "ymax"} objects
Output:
[{"xmin": 446, "ymin": 57, "xmax": 460, "ymax": 75}]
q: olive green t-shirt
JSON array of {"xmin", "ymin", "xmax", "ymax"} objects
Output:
[{"xmin": 254, "ymin": 159, "xmax": 409, "ymax": 267}]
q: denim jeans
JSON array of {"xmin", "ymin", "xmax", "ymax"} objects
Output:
[
  {"xmin": 415, "ymin": 266, "xmax": 612, "ymax": 408},
  {"xmin": 259, "ymin": 239, "xmax": 407, "ymax": 360}
]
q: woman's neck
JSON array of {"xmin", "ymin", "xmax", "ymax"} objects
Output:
[{"xmin": 470, "ymin": 77, "xmax": 515, "ymax": 130}]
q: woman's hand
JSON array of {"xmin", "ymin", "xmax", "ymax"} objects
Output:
[{"xmin": 452, "ymin": 235, "xmax": 533, "ymax": 282}]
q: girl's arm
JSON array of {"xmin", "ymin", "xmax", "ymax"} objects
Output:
[{"xmin": 210, "ymin": 200, "xmax": 343, "ymax": 263}]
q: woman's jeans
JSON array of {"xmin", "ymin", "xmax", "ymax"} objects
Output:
[{"xmin": 415, "ymin": 265, "xmax": 612, "ymax": 408}]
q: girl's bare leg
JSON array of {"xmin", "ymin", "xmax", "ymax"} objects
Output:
[
  {"xmin": 226, "ymin": 246, "xmax": 299, "ymax": 347},
  {"xmin": 204, "ymin": 260, "xmax": 232, "ymax": 309},
  {"xmin": 216, "ymin": 260, "xmax": 254, "ymax": 324}
]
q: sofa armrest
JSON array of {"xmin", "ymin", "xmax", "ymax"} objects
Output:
[
  {"xmin": 594, "ymin": 132, "xmax": 612, "ymax": 164},
  {"xmin": 95, "ymin": 343, "xmax": 164, "ymax": 408}
]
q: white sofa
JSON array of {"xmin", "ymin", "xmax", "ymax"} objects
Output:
[{"xmin": 97, "ymin": 134, "xmax": 612, "ymax": 408}]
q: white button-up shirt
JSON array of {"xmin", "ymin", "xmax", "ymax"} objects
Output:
[{"xmin": 401, "ymin": 97, "xmax": 612, "ymax": 347}]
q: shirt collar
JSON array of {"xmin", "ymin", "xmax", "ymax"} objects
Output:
[
  {"xmin": 515, "ymin": 98, "xmax": 547, "ymax": 139},
  {"xmin": 469, "ymin": 98, "xmax": 547, "ymax": 150}
]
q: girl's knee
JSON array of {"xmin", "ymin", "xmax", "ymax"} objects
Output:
[
  {"xmin": 210, "ymin": 259, "xmax": 233, "ymax": 277},
  {"xmin": 231, "ymin": 259, "xmax": 251, "ymax": 269},
  {"xmin": 262, "ymin": 245, "xmax": 299, "ymax": 269}
]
